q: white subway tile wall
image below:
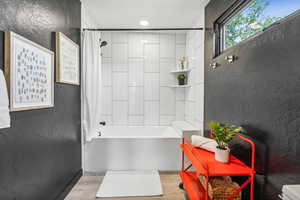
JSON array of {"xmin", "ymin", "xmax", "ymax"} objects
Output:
[
  {"xmin": 129, "ymin": 87, "xmax": 144, "ymax": 115},
  {"xmin": 144, "ymin": 44, "xmax": 160, "ymax": 72},
  {"xmin": 144, "ymin": 73, "xmax": 159, "ymax": 101},
  {"xmin": 128, "ymin": 115, "xmax": 144, "ymax": 126},
  {"xmin": 112, "ymin": 72, "xmax": 128, "ymax": 100},
  {"xmin": 176, "ymin": 101, "xmax": 185, "ymax": 121},
  {"xmin": 129, "ymin": 33, "xmax": 144, "ymax": 58},
  {"xmin": 160, "ymin": 34, "xmax": 176, "ymax": 58},
  {"xmin": 176, "ymin": 88, "xmax": 185, "ymax": 101},
  {"xmin": 159, "ymin": 58, "xmax": 175, "ymax": 87},
  {"xmin": 101, "ymin": 87, "xmax": 112, "ymax": 115},
  {"xmin": 101, "ymin": 32, "xmax": 189, "ymax": 126},
  {"xmin": 185, "ymin": 25, "xmax": 205, "ymax": 132},
  {"xmin": 160, "ymin": 87, "xmax": 175, "ymax": 115},
  {"xmin": 113, "ymin": 101, "xmax": 128, "ymax": 125},
  {"xmin": 144, "ymin": 101, "xmax": 159, "ymax": 125},
  {"xmin": 102, "ymin": 58, "xmax": 112, "ymax": 86},
  {"xmin": 112, "ymin": 43, "xmax": 128, "ymax": 72},
  {"xmin": 129, "ymin": 58, "xmax": 144, "ymax": 86},
  {"xmin": 160, "ymin": 115, "xmax": 176, "ymax": 126}
]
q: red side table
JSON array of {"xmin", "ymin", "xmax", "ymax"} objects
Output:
[{"xmin": 179, "ymin": 134, "xmax": 256, "ymax": 200}]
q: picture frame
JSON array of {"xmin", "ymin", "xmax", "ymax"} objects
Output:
[
  {"xmin": 55, "ymin": 32, "xmax": 80, "ymax": 85},
  {"xmin": 5, "ymin": 31, "xmax": 54, "ymax": 112}
]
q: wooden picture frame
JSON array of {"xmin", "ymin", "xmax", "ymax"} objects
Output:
[
  {"xmin": 5, "ymin": 32, "xmax": 54, "ymax": 112},
  {"xmin": 55, "ymin": 32, "xmax": 80, "ymax": 85}
]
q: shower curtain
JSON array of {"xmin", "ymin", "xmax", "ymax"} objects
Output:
[{"xmin": 82, "ymin": 31, "xmax": 102, "ymax": 142}]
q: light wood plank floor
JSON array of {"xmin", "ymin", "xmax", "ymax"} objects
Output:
[{"xmin": 65, "ymin": 173, "xmax": 186, "ymax": 200}]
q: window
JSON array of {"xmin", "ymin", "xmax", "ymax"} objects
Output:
[{"xmin": 215, "ymin": 0, "xmax": 300, "ymax": 55}]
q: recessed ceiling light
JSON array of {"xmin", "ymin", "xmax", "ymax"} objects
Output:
[{"xmin": 140, "ymin": 20, "xmax": 149, "ymax": 26}]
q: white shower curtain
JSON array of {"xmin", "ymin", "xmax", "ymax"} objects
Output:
[{"xmin": 82, "ymin": 31, "xmax": 102, "ymax": 142}]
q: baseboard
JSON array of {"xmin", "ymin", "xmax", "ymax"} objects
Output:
[{"xmin": 55, "ymin": 169, "xmax": 83, "ymax": 200}]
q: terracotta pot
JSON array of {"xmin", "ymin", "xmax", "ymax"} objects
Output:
[{"xmin": 215, "ymin": 147, "xmax": 230, "ymax": 163}]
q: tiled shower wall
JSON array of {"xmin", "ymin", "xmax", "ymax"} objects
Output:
[
  {"xmin": 100, "ymin": 32, "xmax": 187, "ymax": 126},
  {"xmin": 185, "ymin": 20, "xmax": 205, "ymax": 132}
]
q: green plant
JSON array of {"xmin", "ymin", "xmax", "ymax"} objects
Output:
[
  {"xmin": 225, "ymin": 0, "xmax": 280, "ymax": 48},
  {"xmin": 179, "ymin": 57, "xmax": 187, "ymax": 69},
  {"xmin": 208, "ymin": 121, "xmax": 244, "ymax": 150},
  {"xmin": 177, "ymin": 74, "xmax": 186, "ymax": 80}
]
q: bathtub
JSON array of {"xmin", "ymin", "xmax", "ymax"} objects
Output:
[{"xmin": 84, "ymin": 126, "xmax": 182, "ymax": 173}]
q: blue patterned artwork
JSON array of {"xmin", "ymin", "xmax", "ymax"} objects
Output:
[{"xmin": 5, "ymin": 32, "xmax": 54, "ymax": 111}]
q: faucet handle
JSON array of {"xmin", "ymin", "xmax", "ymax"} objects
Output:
[{"xmin": 99, "ymin": 121, "xmax": 106, "ymax": 126}]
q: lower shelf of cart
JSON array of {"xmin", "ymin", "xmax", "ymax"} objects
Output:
[{"xmin": 179, "ymin": 172, "xmax": 211, "ymax": 200}]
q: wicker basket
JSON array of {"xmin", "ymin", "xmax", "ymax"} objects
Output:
[{"xmin": 198, "ymin": 175, "xmax": 242, "ymax": 200}]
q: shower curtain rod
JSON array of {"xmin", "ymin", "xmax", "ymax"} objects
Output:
[{"xmin": 83, "ymin": 28, "xmax": 204, "ymax": 31}]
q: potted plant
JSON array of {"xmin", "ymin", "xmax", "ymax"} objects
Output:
[
  {"xmin": 179, "ymin": 57, "xmax": 188, "ymax": 70},
  {"xmin": 177, "ymin": 74, "xmax": 186, "ymax": 85},
  {"xmin": 208, "ymin": 121, "xmax": 243, "ymax": 163}
]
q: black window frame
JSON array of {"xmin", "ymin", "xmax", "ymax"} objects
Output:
[
  {"xmin": 214, "ymin": 0, "xmax": 300, "ymax": 57},
  {"xmin": 214, "ymin": 0, "xmax": 253, "ymax": 57}
]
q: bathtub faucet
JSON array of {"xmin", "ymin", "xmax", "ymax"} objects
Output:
[{"xmin": 99, "ymin": 121, "xmax": 106, "ymax": 126}]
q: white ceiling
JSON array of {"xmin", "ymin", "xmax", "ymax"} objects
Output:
[{"xmin": 81, "ymin": 0, "xmax": 207, "ymax": 28}]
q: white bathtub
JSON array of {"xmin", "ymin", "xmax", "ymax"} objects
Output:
[{"xmin": 84, "ymin": 126, "xmax": 182, "ymax": 173}]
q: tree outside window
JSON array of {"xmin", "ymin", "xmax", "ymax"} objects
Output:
[{"xmin": 224, "ymin": 0, "xmax": 281, "ymax": 49}]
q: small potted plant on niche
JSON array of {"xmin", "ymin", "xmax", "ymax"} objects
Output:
[
  {"xmin": 208, "ymin": 121, "xmax": 243, "ymax": 163},
  {"xmin": 177, "ymin": 74, "xmax": 186, "ymax": 85},
  {"xmin": 179, "ymin": 57, "xmax": 188, "ymax": 70}
]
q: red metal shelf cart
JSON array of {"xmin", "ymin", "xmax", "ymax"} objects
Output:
[{"xmin": 179, "ymin": 134, "xmax": 256, "ymax": 200}]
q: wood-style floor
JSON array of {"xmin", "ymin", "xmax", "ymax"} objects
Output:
[{"xmin": 65, "ymin": 172, "xmax": 186, "ymax": 200}]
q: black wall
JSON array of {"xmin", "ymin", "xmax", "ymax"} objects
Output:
[
  {"xmin": 205, "ymin": 0, "xmax": 300, "ymax": 199},
  {"xmin": 0, "ymin": 0, "xmax": 82, "ymax": 199}
]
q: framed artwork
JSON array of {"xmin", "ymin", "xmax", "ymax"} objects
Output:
[
  {"xmin": 5, "ymin": 32, "xmax": 54, "ymax": 111},
  {"xmin": 55, "ymin": 32, "xmax": 80, "ymax": 85}
]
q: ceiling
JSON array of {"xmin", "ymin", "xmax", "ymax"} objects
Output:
[{"xmin": 81, "ymin": 0, "xmax": 207, "ymax": 28}]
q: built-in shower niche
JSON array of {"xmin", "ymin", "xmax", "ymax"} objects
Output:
[{"xmin": 170, "ymin": 68, "xmax": 191, "ymax": 88}]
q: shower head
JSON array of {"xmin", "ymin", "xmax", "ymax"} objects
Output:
[{"xmin": 100, "ymin": 40, "xmax": 108, "ymax": 48}]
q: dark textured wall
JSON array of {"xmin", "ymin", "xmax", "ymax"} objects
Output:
[
  {"xmin": 205, "ymin": 0, "xmax": 300, "ymax": 199},
  {"xmin": 0, "ymin": 0, "xmax": 82, "ymax": 200}
]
